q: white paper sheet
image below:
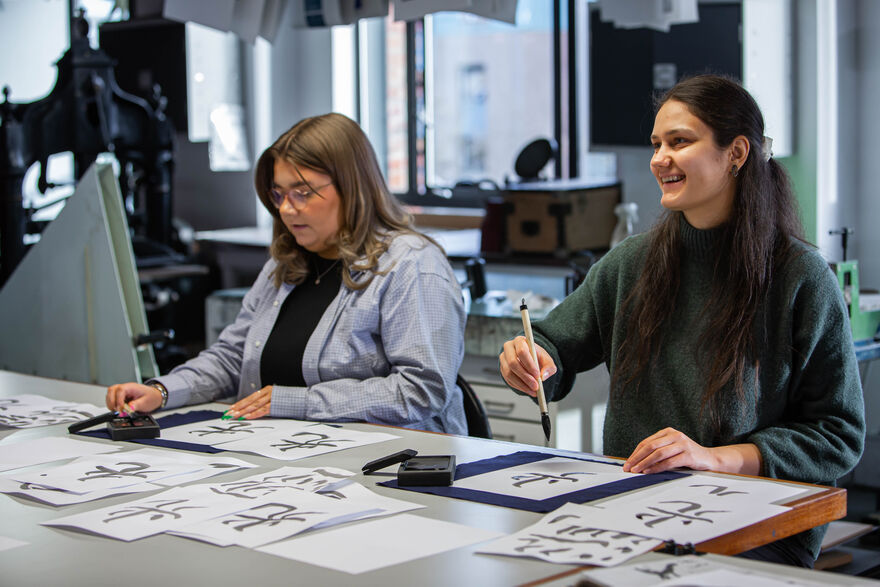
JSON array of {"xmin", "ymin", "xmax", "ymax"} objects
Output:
[
  {"xmin": 477, "ymin": 502, "xmax": 662, "ymax": 567},
  {"xmin": 0, "ymin": 536, "xmax": 28, "ymax": 552},
  {"xmin": 170, "ymin": 489, "xmax": 369, "ymax": 548},
  {"xmin": 577, "ymin": 555, "xmax": 724, "ymax": 586},
  {"xmin": 453, "ymin": 457, "xmax": 635, "ymax": 500},
  {"xmin": 581, "ymin": 475, "xmax": 796, "ymax": 544},
  {"xmin": 202, "ymin": 467, "xmax": 423, "ymax": 521},
  {"xmin": 0, "ymin": 475, "xmax": 162, "ymax": 506},
  {"xmin": 207, "ymin": 466, "xmax": 356, "ymax": 498},
  {"xmin": 42, "ymin": 485, "xmax": 255, "ymax": 541},
  {"xmin": 0, "ymin": 447, "xmax": 254, "ymax": 505},
  {"xmin": 220, "ymin": 424, "xmax": 398, "ymax": 460},
  {"xmin": 580, "ymin": 554, "xmax": 829, "ymax": 586},
  {"xmin": 170, "ymin": 473, "xmax": 422, "ymax": 546},
  {"xmin": 648, "ymin": 474, "xmax": 809, "ymax": 505},
  {"xmin": 126, "ymin": 449, "xmax": 258, "ymax": 486},
  {"xmin": 157, "ymin": 417, "xmax": 305, "ymax": 446},
  {"xmin": 321, "ymin": 481, "xmax": 425, "ymax": 519},
  {"xmin": 11, "ymin": 452, "xmax": 205, "ymax": 494},
  {"xmin": 257, "ymin": 513, "xmax": 503, "ymax": 574},
  {"xmin": 0, "ymin": 395, "xmax": 104, "ymax": 428},
  {"xmin": 0, "ymin": 436, "xmax": 120, "ymax": 472}
]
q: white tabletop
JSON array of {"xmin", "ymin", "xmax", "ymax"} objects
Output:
[{"xmin": 0, "ymin": 370, "xmax": 863, "ymax": 586}]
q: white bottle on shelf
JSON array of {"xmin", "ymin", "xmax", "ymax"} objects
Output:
[{"xmin": 610, "ymin": 202, "xmax": 639, "ymax": 248}]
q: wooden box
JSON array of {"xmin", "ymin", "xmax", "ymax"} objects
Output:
[{"xmin": 503, "ymin": 180, "xmax": 621, "ymax": 255}]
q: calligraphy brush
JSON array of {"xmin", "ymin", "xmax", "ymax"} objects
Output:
[{"xmin": 519, "ymin": 298, "xmax": 551, "ymax": 442}]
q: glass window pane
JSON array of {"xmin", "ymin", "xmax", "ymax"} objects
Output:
[{"xmin": 426, "ymin": 1, "xmax": 554, "ymax": 188}]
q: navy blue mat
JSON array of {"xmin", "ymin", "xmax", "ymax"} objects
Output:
[
  {"xmin": 73, "ymin": 409, "xmax": 226, "ymax": 453},
  {"xmin": 379, "ymin": 450, "xmax": 688, "ymax": 512}
]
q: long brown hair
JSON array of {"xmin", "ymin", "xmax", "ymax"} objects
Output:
[
  {"xmin": 255, "ymin": 113, "xmax": 434, "ymax": 289},
  {"xmin": 613, "ymin": 75, "xmax": 807, "ymax": 436}
]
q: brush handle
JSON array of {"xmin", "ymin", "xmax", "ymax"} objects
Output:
[{"xmin": 520, "ymin": 306, "xmax": 549, "ymax": 415}]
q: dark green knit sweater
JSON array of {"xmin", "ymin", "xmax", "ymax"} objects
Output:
[{"xmin": 530, "ymin": 217, "xmax": 865, "ymax": 559}]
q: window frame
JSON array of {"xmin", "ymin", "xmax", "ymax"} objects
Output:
[{"xmin": 382, "ymin": 0, "xmax": 579, "ymax": 209}]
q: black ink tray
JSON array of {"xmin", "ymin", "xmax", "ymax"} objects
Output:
[{"xmin": 107, "ymin": 414, "xmax": 160, "ymax": 441}]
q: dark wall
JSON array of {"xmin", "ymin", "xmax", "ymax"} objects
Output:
[
  {"xmin": 173, "ymin": 134, "xmax": 257, "ymax": 231},
  {"xmin": 101, "ymin": 18, "xmax": 257, "ymax": 232},
  {"xmin": 590, "ymin": 3, "xmax": 743, "ymax": 147}
]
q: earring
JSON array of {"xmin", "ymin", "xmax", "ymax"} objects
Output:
[{"xmin": 730, "ymin": 164, "xmax": 739, "ymax": 178}]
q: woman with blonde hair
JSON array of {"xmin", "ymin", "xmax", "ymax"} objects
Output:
[{"xmin": 108, "ymin": 113, "xmax": 467, "ymax": 434}]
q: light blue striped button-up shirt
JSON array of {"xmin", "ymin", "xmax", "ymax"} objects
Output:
[{"xmin": 155, "ymin": 233, "xmax": 467, "ymax": 434}]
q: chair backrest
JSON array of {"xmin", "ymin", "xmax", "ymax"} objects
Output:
[{"xmin": 456, "ymin": 373, "xmax": 492, "ymax": 439}]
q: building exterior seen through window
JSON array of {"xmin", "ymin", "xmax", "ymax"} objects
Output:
[
  {"xmin": 366, "ymin": 1, "xmax": 557, "ymax": 200},
  {"xmin": 428, "ymin": 4, "xmax": 554, "ymax": 188}
]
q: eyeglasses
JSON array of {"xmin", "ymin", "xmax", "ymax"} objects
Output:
[{"xmin": 269, "ymin": 181, "xmax": 333, "ymax": 210}]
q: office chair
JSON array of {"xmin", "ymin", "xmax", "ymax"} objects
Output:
[{"xmin": 456, "ymin": 374, "xmax": 493, "ymax": 439}]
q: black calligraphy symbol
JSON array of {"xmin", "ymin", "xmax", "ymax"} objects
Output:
[
  {"xmin": 0, "ymin": 398, "xmax": 22, "ymax": 411},
  {"xmin": 207, "ymin": 463, "xmax": 241, "ymax": 470},
  {"xmin": 635, "ymin": 562, "xmax": 681, "ymax": 580},
  {"xmin": 282, "ymin": 469, "xmax": 350, "ymax": 490},
  {"xmin": 33, "ymin": 408, "xmax": 95, "ymax": 421},
  {"xmin": 635, "ymin": 500, "xmax": 728, "ymax": 528},
  {"xmin": 0, "ymin": 400, "xmax": 98, "ymax": 426},
  {"xmin": 547, "ymin": 515, "xmax": 653, "ymax": 544},
  {"xmin": 76, "ymin": 461, "xmax": 162, "ymax": 481},
  {"xmin": 511, "ymin": 516, "xmax": 656, "ymax": 561},
  {"xmin": 1, "ymin": 412, "xmax": 64, "ymax": 427},
  {"xmin": 211, "ymin": 470, "xmax": 349, "ymax": 498},
  {"xmin": 514, "ymin": 531, "xmax": 644, "ymax": 561},
  {"xmin": 688, "ymin": 483, "xmax": 748, "ymax": 497},
  {"xmin": 0, "ymin": 414, "xmax": 32, "ymax": 426},
  {"xmin": 211, "ymin": 479, "xmax": 286, "ymax": 498},
  {"xmin": 221, "ymin": 503, "xmax": 325, "ymax": 531},
  {"xmin": 270, "ymin": 432, "xmax": 354, "ymax": 452},
  {"xmin": 18, "ymin": 482, "xmax": 66, "ymax": 493},
  {"xmin": 1, "ymin": 406, "xmax": 98, "ymax": 427},
  {"xmin": 510, "ymin": 471, "xmax": 594, "ymax": 487},
  {"xmin": 103, "ymin": 498, "xmax": 203, "ymax": 523},
  {"xmin": 517, "ymin": 533, "xmax": 611, "ymax": 551},
  {"xmin": 210, "ymin": 473, "xmax": 317, "ymax": 498},
  {"xmin": 311, "ymin": 468, "xmax": 350, "ymax": 480},
  {"xmin": 514, "ymin": 535, "xmax": 579, "ymax": 557},
  {"xmin": 188, "ymin": 421, "xmax": 273, "ymax": 437}
]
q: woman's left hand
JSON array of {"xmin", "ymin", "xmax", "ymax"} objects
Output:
[
  {"xmin": 226, "ymin": 385, "xmax": 273, "ymax": 420},
  {"xmin": 622, "ymin": 427, "xmax": 716, "ymax": 474}
]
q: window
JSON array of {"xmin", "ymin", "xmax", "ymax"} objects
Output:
[
  {"xmin": 427, "ymin": 6, "xmax": 555, "ymax": 188},
  {"xmin": 358, "ymin": 1, "xmax": 571, "ymax": 206}
]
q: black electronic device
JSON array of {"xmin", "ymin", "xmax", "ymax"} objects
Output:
[
  {"xmin": 397, "ymin": 455, "xmax": 456, "ymax": 487},
  {"xmin": 107, "ymin": 413, "xmax": 160, "ymax": 440},
  {"xmin": 362, "ymin": 449, "xmax": 418, "ymax": 474},
  {"xmin": 68, "ymin": 410, "xmax": 160, "ymax": 440},
  {"xmin": 514, "ymin": 138, "xmax": 557, "ymax": 181}
]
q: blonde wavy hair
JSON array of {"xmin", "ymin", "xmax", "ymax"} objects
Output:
[{"xmin": 255, "ymin": 113, "xmax": 435, "ymax": 290}]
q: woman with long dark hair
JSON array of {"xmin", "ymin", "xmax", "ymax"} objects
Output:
[
  {"xmin": 499, "ymin": 74, "xmax": 864, "ymax": 566},
  {"xmin": 108, "ymin": 113, "xmax": 467, "ymax": 434}
]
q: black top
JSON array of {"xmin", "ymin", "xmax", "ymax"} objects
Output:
[{"xmin": 260, "ymin": 255, "xmax": 343, "ymax": 388}]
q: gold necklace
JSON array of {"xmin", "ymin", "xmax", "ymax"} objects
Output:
[{"xmin": 314, "ymin": 259, "xmax": 341, "ymax": 285}]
